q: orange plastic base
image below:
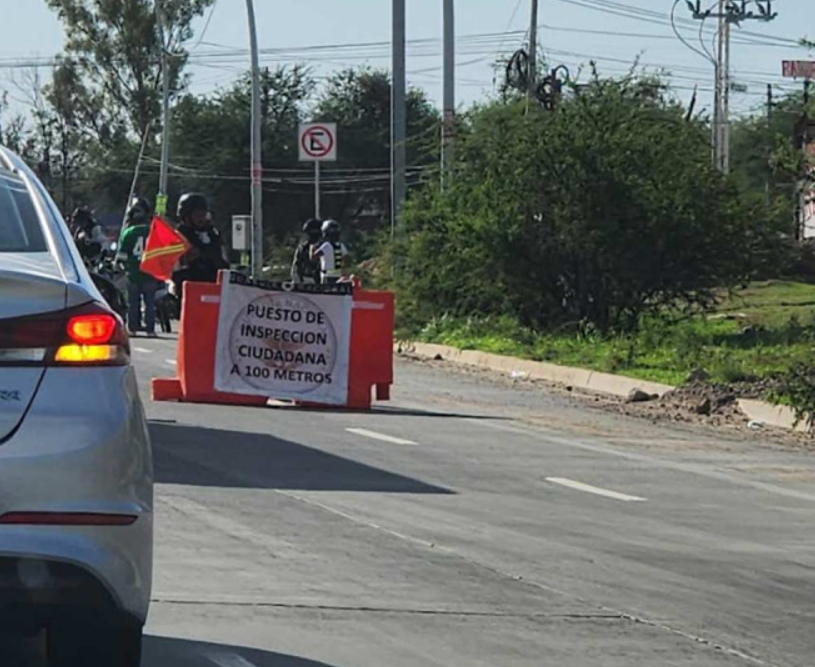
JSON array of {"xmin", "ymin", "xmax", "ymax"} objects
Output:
[{"xmin": 151, "ymin": 377, "xmax": 183, "ymax": 402}]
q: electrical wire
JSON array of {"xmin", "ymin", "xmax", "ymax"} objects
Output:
[{"xmin": 671, "ymin": 0, "xmax": 716, "ymax": 63}]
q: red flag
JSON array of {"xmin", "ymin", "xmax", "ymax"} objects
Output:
[{"xmin": 139, "ymin": 217, "xmax": 191, "ymax": 281}]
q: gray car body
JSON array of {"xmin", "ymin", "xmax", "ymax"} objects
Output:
[{"xmin": 0, "ymin": 146, "xmax": 153, "ymax": 627}]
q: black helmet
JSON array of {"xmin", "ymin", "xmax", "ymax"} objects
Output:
[
  {"xmin": 303, "ymin": 218, "xmax": 321, "ymax": 234},
  {"xmin": 71, "ymin": 206, "xmax": 94, "ymax": 227},
  {"xmin": 177, "ymin": 193, "xmax": 209, "ymax": 221},
  {"xmin": 126, "ymin": 196, "xmax": 151, "ymax": 225}
]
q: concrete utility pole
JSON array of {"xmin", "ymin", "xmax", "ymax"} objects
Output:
[
  {"xmin": 721, "ymin": 7, "xmax": 731, "ymax": 173},
  {"xmin": 441, "ymin": 0, "xmax": 455, "ymax": 189},
  {"xmin": 244, "ymin": 0, "xmax": 264, "ymax": 278},
  {"xmin": 686, "ymin": 1, "xmax": 777, "ymax": 173},
  {"xmin": 528, "ymin": 0, "xmax": 539, "ymax": 101},
  {"xmin": 157, "ymin": 1, "xmax": 171, "ymax": 215},
  {"xmin": 391, "ymin": 0, "xmax": 407, "ymax": 236}
]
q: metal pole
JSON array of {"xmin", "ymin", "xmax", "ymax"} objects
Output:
[
  {"xmin": 722, "ymin": 9, "xmax": 731, "ymax": 174},
  {"xmin": 800, "ymin": 80, "xmax": 811, "ymax": 241},
  {"xmin": 528, "ymin": 0, "xmax": 539, "ymax": 100},
  {"xmin": 157, "ymin": 1, "xmax": 170, "ymax": 215},
  {"xmin": 244, "ymin": 0, "xmax": 264, "ymax": 278},
  {"xmin": 441, "ymin": 0, "xmax": 455, "ymax": 189},
  {"xmin": 391, "ymin": 0, "xmax": 407, "ymax": 236},
  {"xmin": 714, "ymin": 1, "xmax": 724, "ymax": 171},
  {"xmin": 766, "ymin": 83, "xmax": 773, "ymax": 198},
  {"xmin": 314, "ymin": 162, "xmax": 321, "ymax": 219}
]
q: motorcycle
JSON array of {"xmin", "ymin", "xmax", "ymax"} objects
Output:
[
  {"xmin": 154, "ymin": 280, "xmax": 179, "ymax": 334},
  {"xmin": 87, "ymin": 250, "xmax": 128, "ymax": 325}
]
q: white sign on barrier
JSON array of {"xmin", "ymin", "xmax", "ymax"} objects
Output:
[{"xmin": 214, "ymin": 272, "xmax": 352, "ymax": 405}]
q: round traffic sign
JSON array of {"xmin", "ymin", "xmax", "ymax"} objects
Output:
[{"xmin": 301, "ymin": 125, "xmax": 336, "ymax": 159}]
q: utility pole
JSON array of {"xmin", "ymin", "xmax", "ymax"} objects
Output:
[
  {"xmin": 441, "ymin": 0, "xmax": 455, "ymax": 189},
  {"xmin": 391, "ymin": 0, "xmax": 407, "ymax": 236},
  {"xmin": 721, "ymin": 10, "xmax": 731, "ymax": 173},
  {"xmin": 528, "ymin": 0, "xmax": 539, "ymax": 101},
  {"xmin": 766, "ymin": 83, "xmax": 773, "ymax": 198},
  {"xmin": 244, "ymin": 0, "xmax": 263, "ymax": 279},
  {"xmin": 686, "ymin": 1, "xmax": 778, "ymax": 173},
  {"xmin": 157, "ymin": 1, "xmax": 171, "ymax": 216},
  {"xmin": 797, "ymin": 80, "xmax": 812, "ymax": 240}
]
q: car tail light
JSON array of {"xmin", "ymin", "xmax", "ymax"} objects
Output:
[{"xmin": 0, "ymin": 302, "xmax": 129, "ymax": 367}]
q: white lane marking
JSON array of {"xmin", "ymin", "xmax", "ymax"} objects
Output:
[
  {"xmin": 133, "ymin": 347, "xmax": 153, "ymax": 354},
  {"xmin": 477, "ymin": 418, "xmax": 815, "ymax": 504},
  {"xmin": 347, "ymin": 428, "xmax": 418, "ymax": 446},
  {"xmin": 164, "ymin": 359, "xmax": 177, "ymax": 367},
  {"xmin": 207, "ymin": 652, "xmax": 259, "ymax": 667},
  {"xmin": 546, "ymin": 477, "xmax": 646, "ymax": 502}
]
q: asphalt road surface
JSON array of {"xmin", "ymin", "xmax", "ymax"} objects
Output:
[{"xmin": 11, "ymin": 334, "xmax": 815, "ymax": 666}]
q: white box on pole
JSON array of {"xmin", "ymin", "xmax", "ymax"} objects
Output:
[{"xmin": 232, "ymin": 215, "xmax": 251, "ymax": 251}]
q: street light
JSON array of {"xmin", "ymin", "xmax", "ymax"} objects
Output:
[{"xmin": 244, "ymin": 0, "xmax": 263, "ymax": 279}]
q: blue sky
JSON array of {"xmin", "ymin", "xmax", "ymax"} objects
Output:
[{"xmin": 3, "ymin": 0, "xmax": 812, "ymax": 118}]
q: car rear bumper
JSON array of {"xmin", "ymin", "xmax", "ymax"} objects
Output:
[
  {"xmin": 0, "ymin": 555, "xmax": 143, "ymax": 631},
  {"xmin": 0, "ymin": 366, "xmax": 153, "ymax": 626}
]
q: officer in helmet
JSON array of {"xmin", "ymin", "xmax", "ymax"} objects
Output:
[
  {"xmin": 291, "ymin": 218, "xmax": 322, "ymax": 284},
  {"xmin": 172, "ymin": 193, "xmax": 229, "ymax": 300},
  {"xmin": 71, "ymin": 206, "xmax": 108, "ymax": 265},
  {"xmin": 312, "ymin": 219, "xmax": 349, "ymax": 285}
]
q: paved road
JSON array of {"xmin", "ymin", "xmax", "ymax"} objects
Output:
[{"xmin": 20, "ymin": 334, "xmax": 815, "ymax": 666}]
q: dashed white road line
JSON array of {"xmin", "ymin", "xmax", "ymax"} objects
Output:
[
  {"xmin": 347, "ymin": 428, "xmax": 418, "ymax": 446},
  {"xmin": 133, "ymin": 347, "xmax": 153, "ymax": 354},
  {"xmin": 207, "ymin": 652, "xmax": 259, "ymax": 667},
  {"xmin": 546, "ymin": 477, "xmax": 647, "ymax": 502}
]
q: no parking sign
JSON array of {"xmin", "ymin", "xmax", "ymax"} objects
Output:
[
  {"xmin": 299, "ymin": 123, "xmax": 337, "ymax": 162},
  {"xmin": 299, "ymin": 123, "xmax": 338, "ymax": 218}
]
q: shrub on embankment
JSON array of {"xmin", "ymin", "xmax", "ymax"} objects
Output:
[{"xmin": 389, "ymin": 73, "xmax": 788, "ymax": 336}]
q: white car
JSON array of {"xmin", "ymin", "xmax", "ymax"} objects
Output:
[{"xmin": 0, "ymin": 147, "xmax": 152, "ymax": 666}]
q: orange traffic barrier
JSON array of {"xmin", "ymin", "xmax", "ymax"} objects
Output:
[
  {"xmin": 346, "ymin": 288, "xmax": 395, "ymax": 409},
  {"xmin": 151, "ymin": 281, "xmax": 267, "ymax": 406},
  {"xmin": 152, "ymin": 275, "xmax": 394, "ymax": 410}
]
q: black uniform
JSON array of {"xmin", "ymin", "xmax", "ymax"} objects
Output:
[
  {"xmin": 291, "ymin": 240, "xmax": 321, "ymax": 284},
  {"xmin": 173, "ymin": 224, "xmax": 229, "ymax": 297}
]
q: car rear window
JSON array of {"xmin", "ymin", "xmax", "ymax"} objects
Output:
[{"xmin": 0, "ymin": 171, "xmax": 46, "ymax": 253}]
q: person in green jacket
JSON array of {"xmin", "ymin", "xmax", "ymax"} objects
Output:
[{"xmin": 118, "ymin": 196, "xmax": 158, "ymax": 337}]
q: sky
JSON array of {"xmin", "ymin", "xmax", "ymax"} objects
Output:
[{"xmin": 1, "ymin": 0, "xmax": 812, "ymax": 120}]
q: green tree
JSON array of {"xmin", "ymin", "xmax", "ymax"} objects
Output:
[
  {"xmin": 45, "ymin": 0, "xmax": 215, "ymax": 142},
  {"xmin": 395, "ymin": 73, "xmax": 767, "ymax": 332},
  {"xmin": 313, "ymin": 68, "xmax": 440, "ymax": 226},
  {"xmin": 729, "ymin": 89, "xmax": 814, "ymax": 240},
  {"xmin": 169, "ymin": 66, "xmax": 315, "ymax": 246}
]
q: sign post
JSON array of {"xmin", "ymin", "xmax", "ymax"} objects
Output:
[
  {"xmin": 299, "ymin": 123, "xmax": 338, "ymax": 219},
  {"xmin": 315, "ymin": 162, "xmax": 321, "ymax": 219}
]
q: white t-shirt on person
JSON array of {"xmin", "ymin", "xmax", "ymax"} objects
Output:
[{"xmin": 317, "ymin": 241, "xmax": 348, "ymax": 278}]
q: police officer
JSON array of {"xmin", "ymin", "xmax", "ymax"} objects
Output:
[
  {"xmin": 71, "ymin": 207, "xmax": 108, "ymax": 265},
  {"xmin": 312, "ymin": 219, "xmax": 349, "ymax": 285},
  {"xmin": 291, "ymin": 218, "xmax": 322, "ymax": 284},
  {"xmin": 172, "ymin": 194, "xmax": 229, "ymax": 300}
]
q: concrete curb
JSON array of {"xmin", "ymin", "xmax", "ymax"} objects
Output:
[
  {"xmin": 737, "ymin": 399, "xmax": 809, "ymax": 434},
  {"xmin": 397, "ymin": 341, "xmax": 809, "ymax": 434}
]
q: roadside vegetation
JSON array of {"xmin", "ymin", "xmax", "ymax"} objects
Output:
[{"xmin": 409, "ymin": 281, "xmax": 815, "ymax": 388}]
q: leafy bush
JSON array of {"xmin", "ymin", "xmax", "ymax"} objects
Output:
[
  {"xmin": 394, "ymin": 72, "xmax": 775, "ymax": 333},
  {"xmin": 773, "ymin": 364, "xmax": 815, "ymax": 428}
]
